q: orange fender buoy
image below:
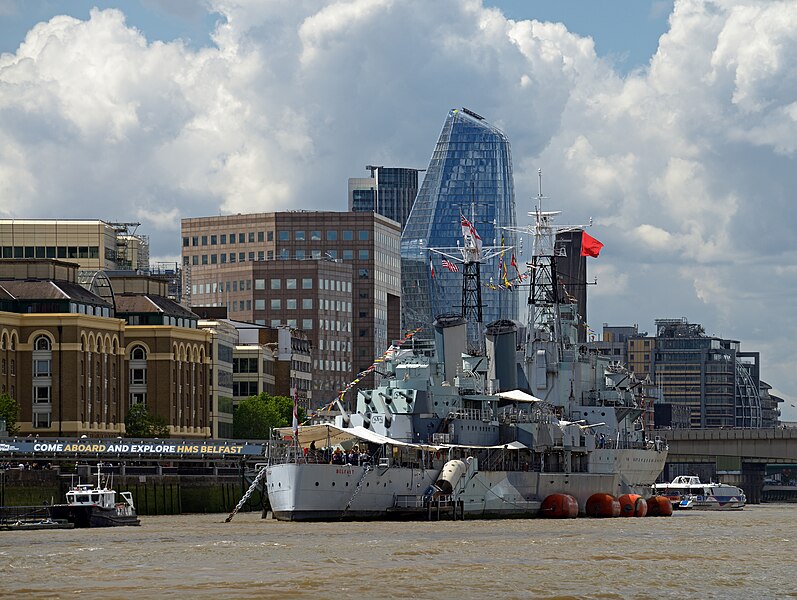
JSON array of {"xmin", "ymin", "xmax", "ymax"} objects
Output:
[
  {"xmin": 585, "ymin": 493, "xmax": 621, "ymax": 518},
  {"xmin": 645, "ymin": 495, "xmax": 674, "ymax": 517},
  {"xmin": 539, "ymin": 493, "xmax": 579, "ymax": 518},
  {"xmin": 618, "ymin": 494, "xmax": 648, "ymax": 517}
]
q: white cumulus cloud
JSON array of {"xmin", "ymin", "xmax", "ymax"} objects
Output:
[{"xmin": 1, "ymin": 0, "xmax": 796, "ymax": 416}]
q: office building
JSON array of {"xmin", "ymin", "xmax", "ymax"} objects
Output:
[
  {"xmin": 400, "ymin": 108, "xmax": 518, "ymax": 334},
  {"xmin": 0, "ymin": 219, "xmax": 149, "ymax": 272},
  {"xmin": 181, "ymin": 212, "xmax": 401, "ymax": 404},
  {"xmin": 0, "ymin": 259, "xmax": 210, "ymax": 438},
  {"xmin": 653, "ymin": 318, "xmax": 762, "ymax": 428},
  {"xmin": 198, "ymin": 318, "xmax": 238, "ymax": 438},
  {"xmin": 348, "ymin": 166, "xmax": 421, "ymax": 230}
]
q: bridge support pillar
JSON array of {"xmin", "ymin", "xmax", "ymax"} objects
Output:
[
  {"xmin": 723, "ymin": 463, "xmax": 764, "ymax": 504},
  {"xmin": 741, "ymin": 463, "xmax": 765, "ymax": 505}
]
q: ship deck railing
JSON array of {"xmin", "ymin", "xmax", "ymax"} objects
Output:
[
  {"xmin": 269, "ymin": 444, "xmax": 385, "ymax": 467},
  {"xmin": 496, "ymin": 408, "xmax": 556, "ymax": 425},
  {"xmin": 392, "ymin": 494, "xmax": 436, "ymax": 509},
  {"xmin": 446, "ymin": 409, "xmax": 494, "ymax": 422},
  {"xmin": 390, "ymin": 494, "xmax": 465, "ymax": 520}
]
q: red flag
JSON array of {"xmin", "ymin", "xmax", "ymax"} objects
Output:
[
  {"xmin": 429, "ymin": 256, "xmax": 435, "ymax": 279},
  {"xmin": 581, "ymin": 231, "xmax": 604, "ymax": 258}
]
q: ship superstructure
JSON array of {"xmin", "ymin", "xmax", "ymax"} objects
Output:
[{"xmin": 265, "ymin": 174, "xmax": 667, "ymax": 521}]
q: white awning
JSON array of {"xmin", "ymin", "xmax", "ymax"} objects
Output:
[
  {"xmin": 496, "ymin": 389, "xmax": 546, "ymax": 403},
  {"xmin": 440, "ymin": 440, "xmax": 528, "ymax": 450},
  {"xmin": 275, "ymin": 424, "xmax": 529, "ymax": 452},
  {"xmin": 275, "ymin": 423, "xmax": 441, "ymax": 451}
]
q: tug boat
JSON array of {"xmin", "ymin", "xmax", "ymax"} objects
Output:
[
  {"xmin": 50, "ymin": 466, "xmax": 140, "ymax": 527},
  {"xmin": 265, "ymin": 174, "xmax": 669, "ymax": 521},
  {"xmin": 652, "ymin": 475, "xmax": 745, "ymax": 510}
]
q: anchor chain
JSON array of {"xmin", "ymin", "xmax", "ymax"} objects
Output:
[
  {"xmin": 342, "ymin": 464, "xmax": 372, "ymax": 514},
  {"xmin": 225, "ymin": 466, "xmax": 268, "ymax": 523}
]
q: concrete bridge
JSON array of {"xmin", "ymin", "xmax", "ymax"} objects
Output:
[{"xmin": 653, "ymin": 427, "xmax": 797, "ymax": 503}]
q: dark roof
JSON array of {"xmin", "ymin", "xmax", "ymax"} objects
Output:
[
  {"xmin": 114, "ymin": 293, "xmax": 197, "ymax": 319},
  {"xmin": 0, "ymin": 280, "xmax": 112, "ymax": 307}
]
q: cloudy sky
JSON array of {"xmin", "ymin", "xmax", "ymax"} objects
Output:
[{"xmin": 1, "ymin": 0, "xmax": 796, "ymax": 419}]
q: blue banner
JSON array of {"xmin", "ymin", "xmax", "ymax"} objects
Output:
[{"xmin": 0, "ymin": 438, "xmax": 266, "ymax": 457}]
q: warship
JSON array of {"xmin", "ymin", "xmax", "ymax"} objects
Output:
[{"xmin": 265, "ymin": 174, "xmax": 668, "ymax": 520}]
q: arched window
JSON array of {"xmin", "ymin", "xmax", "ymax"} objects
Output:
[
  {"xmin": 32, "ymin": 334, "xmax": 53, "ymax": 429},
  {"xmin": 35, "ymin": 335, "xmax": 51, "ymax": 351},
  {"xmin": 129, "ymin": 345, "xmax": 148, "ymax": 407}
]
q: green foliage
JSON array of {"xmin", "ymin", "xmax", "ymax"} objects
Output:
[
  {"xmin": 125, "ymin": 403, "xmax": 170, "ymax": 438},
  {"xmin": 233, "ymin": 393, "xmax": 304, "ymax": 440},
  {"xmin": 0, "ymin": 393, "xmax": 20, "ymax": 435}
]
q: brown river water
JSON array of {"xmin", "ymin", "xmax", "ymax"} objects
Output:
[{"xmin": 1, "ymin": 505, "xmax": 796, "ymax": 599}]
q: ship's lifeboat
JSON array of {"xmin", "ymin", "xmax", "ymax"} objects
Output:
[
  {"xmin": 539, "ymin": 493, "xmax": 579, "ymax": 518},
  {"xmin": 585, "ymin": 493, "xmax": 621, "ymax": 518},
  {"xmin": 645, "ymin": 495, "xmax": 674, "ymax": 517},
  {"xmin": 618, "ymin": 493, "xmax": 648, "ymax": 517}
]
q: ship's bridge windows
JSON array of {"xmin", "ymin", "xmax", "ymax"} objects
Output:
[{"xmin": 91, "ymin": 494, "xmax": 100, "ymax": 502}]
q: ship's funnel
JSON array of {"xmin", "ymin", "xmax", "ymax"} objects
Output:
[
  {"xmin": 485, "ymin": 319, "xmax": 519, "ymax": 391},
  {"xmin": 433, "ymin": 314, "xmax": 466, "ymax": 383}
]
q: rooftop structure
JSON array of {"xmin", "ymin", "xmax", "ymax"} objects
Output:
[{"xmin": 0, "ymin": 219, "xmax": 149, "ymax": 272}]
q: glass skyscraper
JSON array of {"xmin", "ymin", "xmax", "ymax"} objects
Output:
[{"xmin": 401, "ymin": 108, "xmax": 518, "ymax": 334}]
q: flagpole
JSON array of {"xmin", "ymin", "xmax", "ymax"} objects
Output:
[{"xmin": 292, "ymin": 384, "xmax": 299, "ymax": 463}]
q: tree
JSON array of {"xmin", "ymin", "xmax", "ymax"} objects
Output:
[
  {"xmin": 0, "ymin": 393, "xmax": 20, "ymax": 435},
  {"xmin": 125, "ymin": 403, "xmax": 170, "ymax": 438},
  {"xmin": 233, "ymin": 393, "xmax": 304, "ymax": 440}
]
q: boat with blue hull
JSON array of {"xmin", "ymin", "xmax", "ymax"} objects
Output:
[{"xmin": 653, "ymin": 475, "xmax": 745, "ymax": 510}]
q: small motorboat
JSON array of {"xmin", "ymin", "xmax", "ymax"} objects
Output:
[{"xmin": 50, "ymin": 465, "xmax": 140, "ymax": 527}]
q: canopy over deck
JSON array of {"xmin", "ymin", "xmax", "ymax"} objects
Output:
[{"xmin": 276, "ymin": 424, "xmax": 529, "ymax": 452}]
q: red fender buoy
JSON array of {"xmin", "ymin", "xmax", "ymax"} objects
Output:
[
  {"xmin": 645, "ymin": 495, "xmax": 674, "ymax": 517},
  {"xmin": 585, "ymin": 493, "xmax": 621, "ymax": 518},
  {"xmin": 618, "ymin": 493, "xmax": 648, "ymax": 517},
  {"xmin": 539, "ymin": 493, "xmax": 579, "ymax": 518}
]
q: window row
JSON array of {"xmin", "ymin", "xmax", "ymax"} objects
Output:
[
  {"xmin": 313, "ymin": 359, "xmax": 350, "ymax": 372},
  {"xmin": 184, "ymin": 230, "xmax": 371, "ymax": 248},
  {"xmin": 186, "ymin": 249, "xmax": 372, "ymax": 265},
  {"xmin": 192, "ymin": 278, "xmax": 352, "ymax": 296},
  {"xmin": 1, "ymin": 245, "xmax": 101, "ymax": 260}
]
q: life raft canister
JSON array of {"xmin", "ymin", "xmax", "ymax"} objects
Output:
[
  {"xmin": 539, "ymin": 493, "xmax": 579, "ymax": 518},
  {"xmin": 585, "ymin": 493, "xmax": 621, "ymax": 518},
  {"xmin": 645, "ymin": 495, "xmax": 674, "ymax": 517},
  {"xmin": 618, "ymin": 493, "xmax": 648, "ymax": 517}
]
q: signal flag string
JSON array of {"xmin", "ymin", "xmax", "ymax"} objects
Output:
[{"xmin": 307, "ymin": 326, "xmax": 424, "ymax": 419}]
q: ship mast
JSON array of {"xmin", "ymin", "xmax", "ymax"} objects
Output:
[
  {"xmin": 504, "ymin": 170, "xmax": 589, "ymax": 359},
  {"xmin": 427, "ymin": 194, "xmax": 508, "ymax": 355},
  {"xmin": 460, "ymin": 198, "xmax": 484, "ymax": 354},
  {"xmin": 528, "ymin": 169, "xmax": 563, "ymax": 354}
]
